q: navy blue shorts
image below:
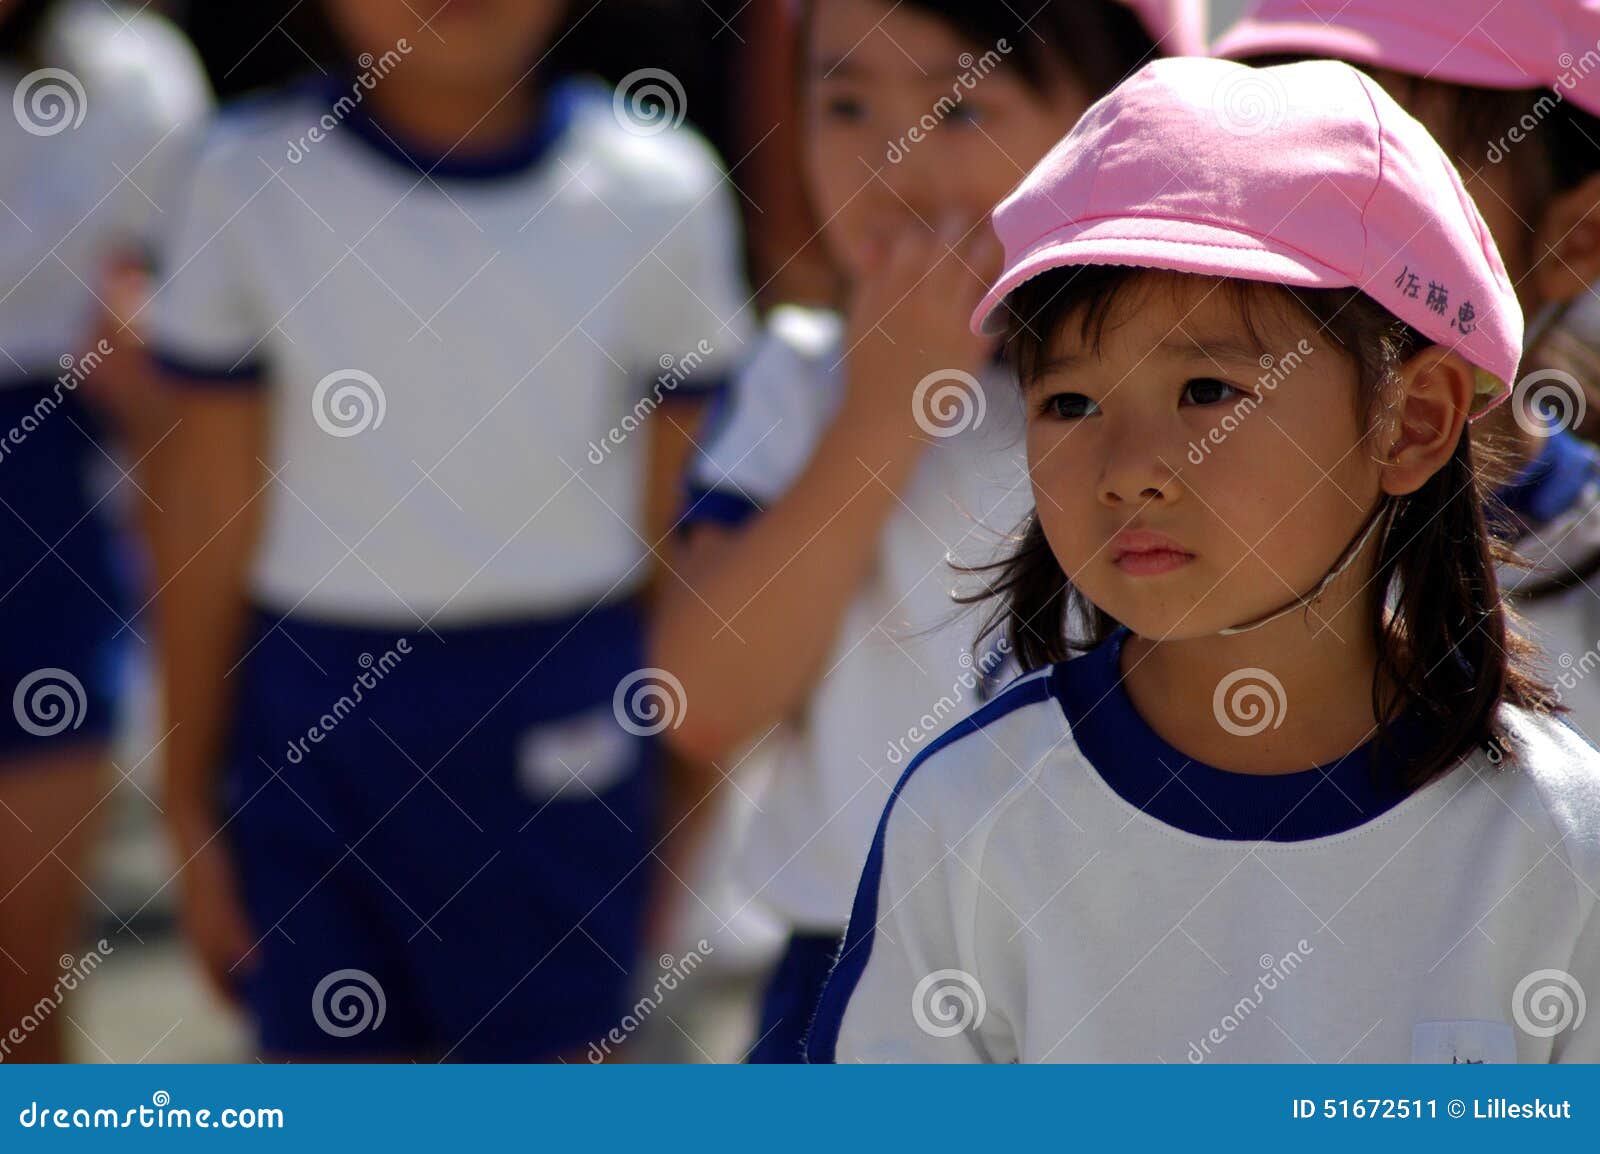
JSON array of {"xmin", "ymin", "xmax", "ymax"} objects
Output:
[
  {"xmin": 222, "ymin": 597, "xmax": 660, "ymax": 1060},
  {"xmin": 748, "ymin": 930, "xmax": 842, "ymax": 1063},
  {"xmin": 0, "ymin": 381, "xmax": 130, "ymax": 758}
]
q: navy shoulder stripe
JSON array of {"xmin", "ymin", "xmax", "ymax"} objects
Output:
[{"xmin": 805, "ymin": 669, "xmax": 1055, "ymax": 1062}]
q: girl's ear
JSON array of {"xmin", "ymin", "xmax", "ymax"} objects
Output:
[
  {"xmin": 1379, "ymin": 347, "xmax": 1475, "ymax": 497},
  {"xmin": 1529, "ymin": 173, "xmax": 1600, "ymax": 305}
]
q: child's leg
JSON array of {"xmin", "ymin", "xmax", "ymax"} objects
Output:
[{"xmin": 0, "ymin": 746, "xmax": 106, "ymax": 1063}]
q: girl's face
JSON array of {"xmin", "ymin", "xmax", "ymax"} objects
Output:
[
  {"xmin": 322, "ymin": 0, "xmax": 564, "ymax": 91},
  {"xmin": 1024, "ymin": 273, "xmax": 1387, "ymax": 640},
  {"xmin": 804, "ymin": 0, "xmax": 1091, "ymax": 279}
]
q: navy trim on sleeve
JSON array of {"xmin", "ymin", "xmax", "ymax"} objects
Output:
[
  {"xmin": 679, "ymin": 484, "xmax": 763, "ymax": 532},
  {"xmin": 655, "ymin": 372, "xmax": 730, "ymax": 403},
  {"xmin": 804, "ymin": 671, "xmax": 1056, "ymax": 1063},
  {"xmin": 151, "ymin": 348, "xmax": 266, "ymax": 388}
]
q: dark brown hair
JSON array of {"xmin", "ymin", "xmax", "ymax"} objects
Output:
[
  {"xmin": 801, "ymin": 0, "xmax": 1160, "ymax": 97},
  {"xmin": 964, "ymin": 265, "xmax": 1561, "ymax": 791}
]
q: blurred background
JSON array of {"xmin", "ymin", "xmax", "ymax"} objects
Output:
[{"xmin": 7, "ymin": 0, "xmax": 1249, "ymax": 1064}]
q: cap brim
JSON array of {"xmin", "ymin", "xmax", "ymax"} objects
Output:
[
  {"xmin": 1212, "ymin": 20, "xmax": 1541, "ymax": 98},
  {"xmin": 970, "ymin": 215, "xmax": 1350, "ymax": 336}
]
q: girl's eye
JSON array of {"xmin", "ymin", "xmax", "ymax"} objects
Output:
[
  {"xmin": 820, "ymin": 95, "xmax": 867, "ymax": 122},
  {"xmin": 1183, "ymin": 377, "xmax": 1245, "ymax": 406},
  {"xmin": 1042, "ymin": 393, "xmax": 1100, "ymax": 420},
  {"xmin": 946, "ymin": 104, "xmax": 987, "ymax": 127}
]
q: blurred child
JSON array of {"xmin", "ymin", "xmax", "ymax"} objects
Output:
[
  {"xmin": 0, "ymin": 0, "xmax": 207, "ymax": 1061},
  {"xmin": 811, "ymin": 56, "xmax": 1600, "ymax": 1063},
  {"xmin": 1215, "ymin": 0, "xmax": 1600, "ymax": 743},
  {"xmin": 651, "ymin": 0, "xmax": 1206, "ymax": 1062},
  {"xmin": 148, "ymin": 0, "xmax": 749, "ymax": 1060}
]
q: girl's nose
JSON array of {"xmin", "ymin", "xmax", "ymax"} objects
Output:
[{"xmin": 1098, "ymin": 431, "xmax": 1183, "ymax": 507}]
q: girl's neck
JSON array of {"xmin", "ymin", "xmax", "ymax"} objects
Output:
[
  {"xmin": 359, "ymin": 74, "xmax": 540, "ymax": 159},
  {"xmin": 1117, "ymin": 591, "xmax": 1389, "ymax": 777}
]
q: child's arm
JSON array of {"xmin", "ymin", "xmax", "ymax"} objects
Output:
[
  {"xmin": 651, "ymin": 222, "xmax": 1000, "ymax": 764},
  {"xmin": 149, "ymin": 386, "xmax": 267, "ymax": 1003}
]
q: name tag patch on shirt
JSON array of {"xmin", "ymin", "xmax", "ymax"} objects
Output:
[{"xmin": 1411, "ymin": 1020, "xmax": 1517, "ymax": 1064}]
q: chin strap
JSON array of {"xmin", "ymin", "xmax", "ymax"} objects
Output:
[{"xmin": 1217, "ymin": 496, "xmax": 1394, "ymax": 637}]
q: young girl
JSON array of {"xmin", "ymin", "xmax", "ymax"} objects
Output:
[
  {"xmin": 1215, "ymin": 1, "xmax": 1600, "ymax": 745},
  {"xmin": 0, "ymin": 0, "xmax": 208, "ymax": 1061},
  {"xmin": 148, "ymin": 0, "xmax": 749, "ymax": 1059},
  {"xmin": 651, "ymin": 0, "xmax": 1206, "ymax": 1062},
  {"xmin": 809, "ymin": 56, "xmax": 1600, "ymax": 1063}
]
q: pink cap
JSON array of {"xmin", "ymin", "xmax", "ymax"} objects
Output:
[
  {"xmin": 1121, "ymin": 0, "xmax": 1210, "ymax": 57},
  {"xmin": 1214, "ymin": 0, "xmax": 1600, "ymax": 118},
  {"xmin": 971, "ymin": 57, "xmax": 1522, "ymax": 416}
]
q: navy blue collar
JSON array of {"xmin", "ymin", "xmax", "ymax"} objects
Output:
[
  {"xmin": 327, "ymin": 77, "xmax": 579, "ymax": 182},
  {"xmin": 1494, "ymin": 428, "xmax": 1599, "ymax": 530},
  {"xmin": 1054, "ymin": 629, "xmax": 1417, "ymax": 841}
]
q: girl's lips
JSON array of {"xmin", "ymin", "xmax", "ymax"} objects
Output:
[{"xmin": 1113, "ymin": 548, "xmax": 1195, "ymax": 577}]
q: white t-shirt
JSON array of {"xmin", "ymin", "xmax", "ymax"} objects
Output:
[
  {"xmin": 0, "ymin": 0, "xmax": 209, "ymax": 379},
  {"xmin": 810, "ymin": 660, "xmax": 1600, "ymax": 1063},
  {"xmin": 149, "ymin": 76, "xmax": 751, "ymax": 624},
  {"xmin": 685, "ymin": 306, "xmax": 1035, "ymax": 929}
]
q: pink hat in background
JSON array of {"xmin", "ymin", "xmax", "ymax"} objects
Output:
[
  {"xmin": 971, "ymin": 57, "xmax": 1523, "ymax": 416},
  {"xmin": 1213, "ymin": 0, "xmax": 1600, "ymax": 118},
  {"xmin": 1121, "ymin": 0, "xmax": 1211, "ymax": 57}
]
